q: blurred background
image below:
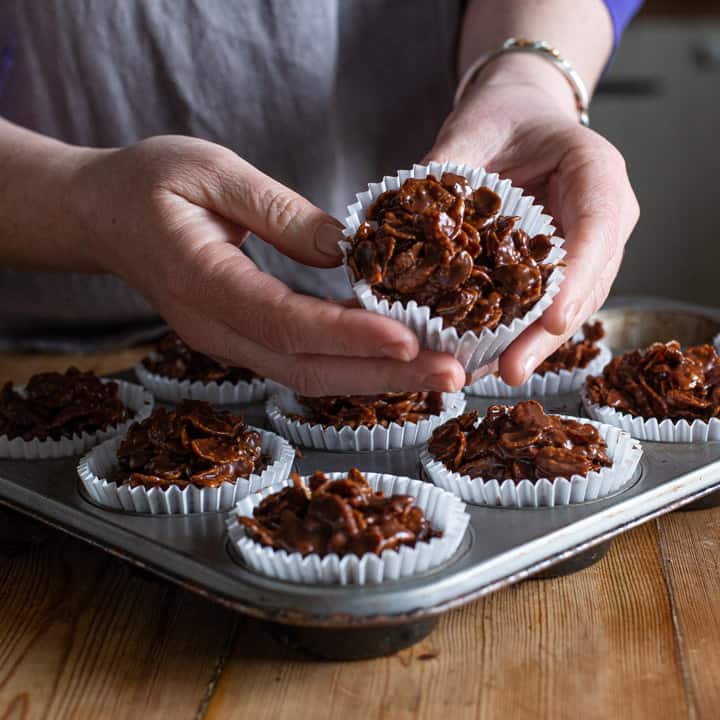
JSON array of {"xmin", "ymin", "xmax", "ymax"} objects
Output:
[{"xmin": 594, "ymin": 0, "xmax": 719, "ymax": 306}]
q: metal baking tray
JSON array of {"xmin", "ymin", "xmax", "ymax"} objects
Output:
[{"xmin": 1, "ymin": 298, "xmax": 719, "ymax": 659}]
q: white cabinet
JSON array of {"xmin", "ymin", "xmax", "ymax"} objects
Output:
[{"xmin": 592, "ymin": 19, "xmax": 720, "ymax": 305}]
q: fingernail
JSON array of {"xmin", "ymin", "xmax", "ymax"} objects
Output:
[
  {"xmin": 468, "ymin": 360, "xmax": 499, "ymax": 384},
  {"xmin": 380, "ymin": 341, "xmax": 414, "ymax": 362},
  {"xmin": 562, "ymin": 302, "xmax": 578, "ymax": 332},
  {"xmin": 314, "ymin": 221, "xmax": 344, "ymax": 260},
  {"xmin": 522, "ymin": 354, "xmax": 538, "ymax": 382},
  {"xmin": 422, "ymin": 372, "xmax": 461, "ymax": 392}
]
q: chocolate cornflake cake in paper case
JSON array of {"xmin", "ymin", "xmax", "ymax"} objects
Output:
[
  {"xmin": 265, "ymin": 387, "xmax": 466, "ymax": 451},
  {"xmin": 420, "ymin": 401, "xmax": 642, "ymax": 507},
  {"xmin": 226, "ymin": 468, "xmax": 469, "ymax": 585},
  {"xmin": 115, "ymin": 401, "xmax": 269, "ymax": 488},
  {"xmin": 77, "ymin": 400, "xmax": 294, "ymax": 514},
  {"xmin": 341, "ymin": 162, "xmax": 566, "ymax": 374},
  {"xmin": 240, "ymin": 469, "xmax": 442, "ymax": 557},
  {"xmin": 0, "ymin": 367, "xmax": 153, "ymax": 460},
  {"xmin": 465, "ymin": 321, "xmax": 612, "ymax": 397},
  {"xmin": 583, "ymin": 341, "xmax": 720, "ymax": 441},
  {"xmin": 536, "ymin": 321, "xmax": 607, "ymax": 374},
  {"xmin": 288, "ymin": 392, "xmax": 446, "ymax": 428},
  {"xmin": 135, "ymin": 332, "xmax": 269, "ymax": 404}
]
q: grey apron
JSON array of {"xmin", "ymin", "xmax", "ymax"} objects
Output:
[{"xmin": 0, "ymin": 0, "xmax": 461, "ymax": 349}]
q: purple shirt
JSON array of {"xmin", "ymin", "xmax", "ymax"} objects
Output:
[{"xmin": 604, "ymin": 0, "xmax": 644, "ymax": 50}]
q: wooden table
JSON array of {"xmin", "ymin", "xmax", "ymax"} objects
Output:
[{"xmin": 1, "ymin": 351, "xmax": 719, "ymax": 720}]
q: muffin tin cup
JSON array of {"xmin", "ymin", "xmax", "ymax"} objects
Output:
[
  {"xmin": 340, "ymin": 161, "xmax": 566, "ymax": 375},
  {"xmin": 133, "ymin": 362, "xmax": 270, "ymax": 405},
  {"xmin": 465, "ymin": 343, "xmax": 612, "ymax": 398},
  {"xmin": 0, "ymin": 380, "xmax": 154, "ymax": 460},
  {"xmin": 226, "ymin": 472, "xmax": 469, "ymax": 585},
  {"xmin": 419, "ymin": 418, "xmax": 643, "ymax": 507},
  {"xmin": 581, "ymin": 389, "xmax": 720, "ymax": 442},
  {"xmin": 77, "ymin": 428, "xmax": 295, "ymax": 515},
  {"xmin": 265, "ymin": 388, "xmax": 467, "ymax": 451}
]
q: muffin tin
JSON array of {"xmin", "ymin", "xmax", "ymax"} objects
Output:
[{"xmin": 1, "ymin": 298, "xmax": 720, "ymax": 660}]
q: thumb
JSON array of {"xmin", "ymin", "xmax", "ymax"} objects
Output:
[{"xmin": 184, "ymin": 149, "xmax": 345, "ymax": 268}]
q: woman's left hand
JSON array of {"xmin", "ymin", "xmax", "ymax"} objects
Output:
[{"xmin": 427, "ymin": 57, "xmax": 639, "ymax": 385}]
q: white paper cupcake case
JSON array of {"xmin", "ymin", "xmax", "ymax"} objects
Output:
[
  {"xmin": 581, "ymin": 389, "xmax": 720, "ymax": 442},
  {"xmin": 0, "ymin": 380, "xmax": 154, "ymax": 460},
  {"xmin": 226, "ymin": 472, "xmax": 469, "ymax": 585},
  {"xmin": 340, "ymin": 162, "xmax": 566, "ymax": 374},
  {"xmin": 713, "ymin": 332, "xmax": 720, "ymax": 354},
  {"xmin": 134, "ymin": 361, "xmax": 269, "ymax": 405},
  {"xmin": 77, "ymin": 427, "xmax": 295, "ymax": 514},
  {"xmin": 265, "ymin": 388, "xmax": 466, "ymax": 451},
  {"xmin": 419, "ymin": 418, "xmax": 642, "ymax": 507},
  {"xmin": 465, "ymin": 343, "xmax": 612, "ymax": 398}
]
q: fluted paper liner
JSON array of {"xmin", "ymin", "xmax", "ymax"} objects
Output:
[
  {"xmin": 266, "ymin": 388, "xmax": 466, "ymax": 451},
  {"xmin": 77, "ymin": 427, "xmax": 294, "ymax": 514},
  {"xmin": 420, "ymin": 417, "xmax": 642, "ymax": 507},
  {"xmin": 714, "ymin": 332, "xmax": 720, "ymax": 354},
  {"xmin": 581, "ymin": 388, "xmax": 720, "ymax": 442},
  {"xmin": 134, "ymin": 360, "xmax": 270, "ymax": 405},
  {"xmin": 340, "ymin": 162, "xmax": 566, "ymax": 374},
  {"xmin": 0, "ymin": 380, "xmax": 154, "ymax": 460},
  {"xmin": 226, "ymin": 472, "xmax": 469, "ymax": 585},
  {"xmin": 465, "ymin": 343, "xmax": 612, "ymax": 398}
]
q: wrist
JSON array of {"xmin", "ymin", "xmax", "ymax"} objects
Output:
[
  {"xmin": 0, "ymin": 120, "xmax": 111, "ymax": 273},
  {"xmin": 64, "ymin": 145, "xmax": 119, "ymax": 273},
  {"xmin": 461, "ymin": 53, "xmax": 579, "ymax": 121}
]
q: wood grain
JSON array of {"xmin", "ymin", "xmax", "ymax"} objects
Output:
[
  {"xmin": 658, "ymin": 508, "xmax": 720, "ymax": 719},
  {"xmin": 205, "ymin": 523, "xmax": 688, "ymax": 720},
  {"xmin": 2, "ymin": 349, "xmax": 720, "ymax": 718},
  {"xmin": 0, "ymin": 521, "xmax": 236, "ymax": 720},
  {"xmin": 0, "ymin": 348, "xmax": 150, "ymax": 385}
]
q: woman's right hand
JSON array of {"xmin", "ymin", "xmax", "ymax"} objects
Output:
[{"xmin": 67, "ymin": 135, "xmax": 466, "ymax": 395}]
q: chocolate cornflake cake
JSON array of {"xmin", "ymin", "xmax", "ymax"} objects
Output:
[
  {"xmin": 535, "ymin": 321, "xmax": 605, "ymax": 375},
  {"xmin": 288, "ymin": 392, "xmax": 445, "ymax": 428},
  {"xmin": 0, "ymin": 367, "xmax": 131, "ymax": 441},
  {"xmin": 142, "ymin": 332, "xmax": 260, "ymax": 384},
  {"xmin": 428, "ymin": 401, "xmax": 611, "ymax": 481},
  {"xmin": 348, "ymin": 172, "xmax": 560, "ymax": 333},
  {"xmin": 585, "ymin": 341, "xmax": 720, "ymax": 422},
  {"xmin": 239, "ymin": 468, "xmax": 441, "ymax": 557},
  {"xmin": 115, "ymin": 400, "xmax": 266, "ymax": 489}
]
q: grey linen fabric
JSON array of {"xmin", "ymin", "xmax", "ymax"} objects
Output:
[{"xmin": 0, "ymin": 0, "xmax": 461, "ymax": 349}]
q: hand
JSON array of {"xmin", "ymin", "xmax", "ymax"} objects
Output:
[
  {"xmin": 426, "ymin": 56, "xmax": 639, "ymax": 385},
  {"xmin": 68, "ymin": 136, "xmax": 466, "ymax": 395}
]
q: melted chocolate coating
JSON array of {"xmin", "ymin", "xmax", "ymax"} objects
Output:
[
  {"xmin": 0, "ymin": 367, "xmax": 131, "ymax": 441},
  {"xmin": 115, "ymin": 400, "xmax": 266, "ymax": 489},
  {"xmin": 586, "ymin": 341, "xmax": 720, "ymax": 421},
  {"xmin": 288, "ymin": 392, "xmax": 445, "ymax": 428},
  {"xmin": 428, "ymin": 400, "xmax": 611, "ymax": 481},
  {"xmin": 143, "ymin": 332, "xmax": 260, "ymax": 384},
  {"xmin": 535, "ymin": 321, "xmax": 605, "ymax": 375},
  {"xmin": 239, "ymin": 468, "xmax": 441, "ymax": 557},
  {"xmin": 348, "ymin": 173, "xmax": 560, "ymax": 333}
]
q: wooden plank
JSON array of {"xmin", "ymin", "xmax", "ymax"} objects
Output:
[
  {"xmin": 0, "ymin": 350, "xmax": 703, "ymax": 717},
  {"xmin": 0, "ymin": 513, "xmax": 236, "ymax": 720},
  {"xmin": 205, "ymin": 523, "xmax": 688, "ymax": 720},
  {"xmin": 0, "ymin": 347, "xmax": 150, "ymax": 385},
  {"xmin": 657, "ymin": 507, "xmax": 720, "ymax": 719}
]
